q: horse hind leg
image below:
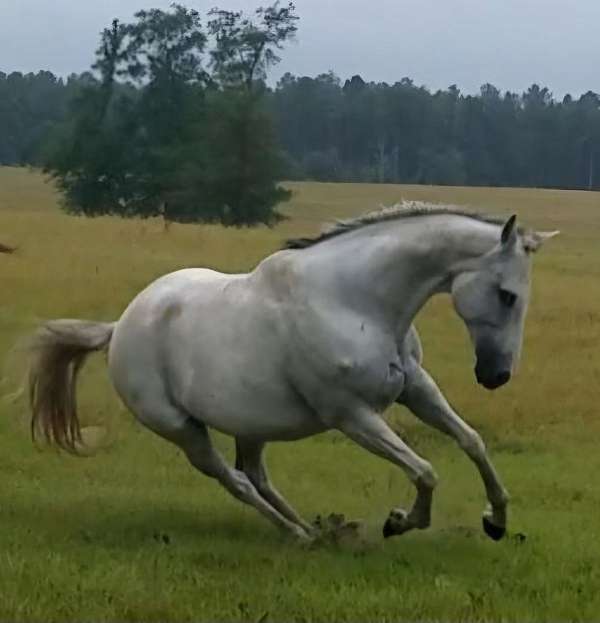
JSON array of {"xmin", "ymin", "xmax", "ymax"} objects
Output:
[
  {"xmin": 134, "ymin": 399, "xmax": 311, "ymax": 540},
  {"xmin": 235, "ymin": 439, "xmax": 313, "ymax": 534}
]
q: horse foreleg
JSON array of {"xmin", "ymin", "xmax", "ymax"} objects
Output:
[
  {"xmin": 235, "ymin": 439, "xmax": 313, "ymax": 534},
  {"xmin": 334, "ymin": 407, "xmax": 438, "ymax": 538},
  {"xmin": 399, "ymin": 362, "xmax": 509, "ymax": 540}
]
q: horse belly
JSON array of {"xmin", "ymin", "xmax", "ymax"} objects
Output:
[
  {"xmin": 185, "ymin": 383, "xmax": 325, "ymax": 440},
  {"xmin": 176, "ymin": 339, "xmax": 324, "ymax": 439}
]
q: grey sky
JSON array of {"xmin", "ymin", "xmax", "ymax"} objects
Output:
[{"xmin": 1, "ymin": 0, "xmax": 599, "ymax": 97}]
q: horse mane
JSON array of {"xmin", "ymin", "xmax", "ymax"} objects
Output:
[{"xmin": 284, "ymin": 200, "xmax": 520, "ymax": 250}]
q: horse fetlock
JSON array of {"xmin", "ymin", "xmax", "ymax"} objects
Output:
[
  {"xmin": 482, "ymin": 501, "xmax": 507, "ymax": 541},
  {"xmin": 485, "ymin": 500, "xmax": 508, "ymax": 530},
  {"xmin": 292, "ymin": 524, "xmax": 315, "ymax": 544},
  {"xmin": 495, "ymin": 488, "xmax": 510, "ymax": 508}
]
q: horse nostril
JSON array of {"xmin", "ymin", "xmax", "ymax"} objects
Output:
[{"xmin": 496, "ymin": 370, "xmax": 511, "ymax": 386}]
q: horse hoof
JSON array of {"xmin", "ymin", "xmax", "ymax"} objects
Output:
[
  {"xmin": 294, "ymin": 530, "xmax": 316, "ymax": 548},
  {"xmin": 383, "ymin": 518, "xmax": 395, "ymax": 539},
  {"xmin": 383, "ymin": 508, "xmax": 410, "ymax": 538},
  {"xmin": 482, "ymin": 516, "xmax": 506, "ymax": 541}
]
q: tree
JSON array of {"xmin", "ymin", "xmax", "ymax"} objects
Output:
[
  {"xmin": 270, "ymin": 77, "xmax": 600, "ymax": 191},
  {"xmin": 121, "ymin": 4, "xmax": 208, "ymax": 219},
  {"xmin": 202, "ymin": 1, "xmax": 298, "ymax": 224},
  {"xmin": 42, "ymin": 3, "xmax": 296, "ymax": 225},
  {"xmin": 43, "ymin": 20, "xmax": 135, "ymax": 215},
  {"xmin": 207, "ymin": 2, "xmax": 298, "ymax": 89},
  {"xmin": 197, "ymin": 89, "xmax": 291, "ymax": 225}
]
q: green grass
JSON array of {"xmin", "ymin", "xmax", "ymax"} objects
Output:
[{"xmin": 2, "ymin": 166, "xmax": 600, "ymax": 621}]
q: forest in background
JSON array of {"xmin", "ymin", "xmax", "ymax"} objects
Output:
[{"xmin": 4, "ymin": 70, "xmax": 598, "ymax": 190}]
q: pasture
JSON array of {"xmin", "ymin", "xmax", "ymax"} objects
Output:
[{"xmin": 1, "ymin": 166, "xmax": 600, "ymax": 621}]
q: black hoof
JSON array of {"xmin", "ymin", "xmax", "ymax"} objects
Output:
[
  {"xmin": 482, "ymin": 516, "xmax": 506, "ymax": 541},
  {"xmin": 383, "ymin": 518, "xmax": 395, "ymax": 539}
]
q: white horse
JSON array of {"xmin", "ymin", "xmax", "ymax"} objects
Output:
[{"xmin": 26, "ymin": 202, "xmax": 558, "ymax": 542}]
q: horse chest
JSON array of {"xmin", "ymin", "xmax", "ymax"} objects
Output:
[
  {"xmin": 292, "ymin": 325, "xmax": 407, "ymax": 412},
  {"xmin": 334, "ymin": 350, "xmax": 407, "ymax": 409}
]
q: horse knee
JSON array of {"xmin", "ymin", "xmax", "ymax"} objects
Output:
[{"xmin": 459, "ymin": 428, "xmax": 486, "ymax": 458}]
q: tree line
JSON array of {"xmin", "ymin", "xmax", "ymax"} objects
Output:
[
  {"xmin": 0, "ymin": 4, "xmax": 599, "ymax": 226},
  {"xmin": 271, "ymin": 73, "xmax": 600, "ymax": 190},
  {"xmin": 0, "ymin": 70, "xmax": 78, "ymax": 165}
]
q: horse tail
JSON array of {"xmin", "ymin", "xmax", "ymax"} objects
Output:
[{"xmin": 27, "ymin": 319, "xmax": 115, "ymax": 454}]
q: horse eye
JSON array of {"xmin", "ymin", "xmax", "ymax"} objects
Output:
[{"xmin": 498, "ymin": 288, "xmax": 517, "ymax": 308}]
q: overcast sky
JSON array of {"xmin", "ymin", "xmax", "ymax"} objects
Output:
[{"xmin": 1, "ymin": 0, "xmax": 599, "ymax": 97}]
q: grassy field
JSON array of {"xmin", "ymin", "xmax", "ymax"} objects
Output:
[{"xmin": 1, "ymin": 166, "xmax": 600, "ymax": 622}]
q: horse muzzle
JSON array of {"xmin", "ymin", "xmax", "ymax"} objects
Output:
[
  {"xmin": 475, "ymin": 367, "xmax": 511, "ymax": 390},
  {"xmin": 474, "ymin": 345, "xmax": 512, "ymax": 391}
]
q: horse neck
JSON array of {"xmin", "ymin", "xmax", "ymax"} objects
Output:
[{"xmin": 297, "ymin": 214, "xmax": 501, "ymax": 334}]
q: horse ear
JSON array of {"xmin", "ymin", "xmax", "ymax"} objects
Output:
[
  {"xmin": 501, "ymin": 214, "xmax": 518, "ymax": 247},
  {"xmin": 523, "ymin": 230, "xmax": 560, "ymax": 253}
]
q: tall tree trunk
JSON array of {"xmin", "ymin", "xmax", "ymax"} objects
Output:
[
  {"xmin": 377, "ymin": 137, "xmax": 385, "ymax": 183},
  {"xmin": 391, "ymin": 145, "xmax": 400, "ymax": 183}
]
